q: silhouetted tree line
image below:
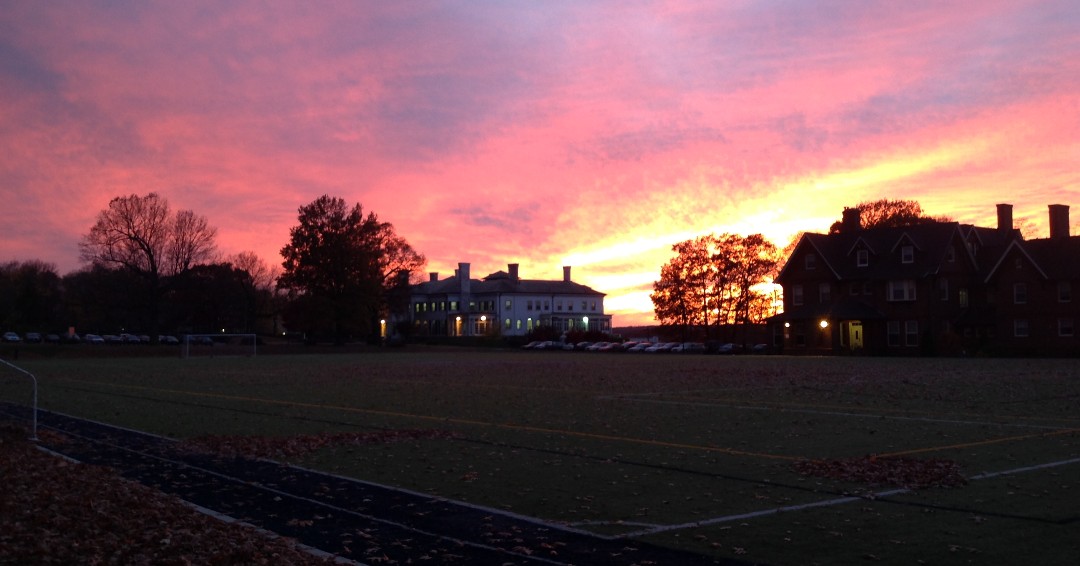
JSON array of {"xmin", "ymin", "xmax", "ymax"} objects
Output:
[{"xmin": 2, "ymin": 193, "xmax": 424, "ymax": 344}]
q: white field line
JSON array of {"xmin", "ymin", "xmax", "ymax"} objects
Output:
[
  {"xmin": 35, "ymin": 422, "xmax": 575, "ymax": 566},
  {"xmin": 603, "ymin": 394, "xmax": 1067, "ymax": 430},
  {"xmin": 608, "ymin": 455, "xmax": 1080, "ymax": 539}
]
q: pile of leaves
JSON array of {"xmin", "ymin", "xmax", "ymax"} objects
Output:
[
  {"xmin": 0, "ymin": 423, "xmax": 334, "ymax": 565},
  {"xmin": 793, "ymin": 455, "xmax": 968, "ymax": 490},
  {"xmin": 179, "ymin": 428, "xmax": 457, "ymax": 460}
]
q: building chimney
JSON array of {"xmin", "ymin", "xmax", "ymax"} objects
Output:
[
  {"xmin": 429, "ymin": 272, "xmax": 438, "ymax": 282},
  {"xmin": 841, "ymin": 207, "xmax": 861, "ymax": 233},
  {"xmin": 458, "ymin": 262, "xmax": 471, "ymax": 295},
  {"xmin": 563, "ymin": 266, "xmax": 571, "ymax": 283},
  {"xmin": 508, "ymin": 263, "xmax": 519, "ymax": 283},
  {"xmin": 996, "ymin": 203, "xmax": 1013, "ymax": 233},
  {"xmin": 1049, "ymin": 204, "xmax": 1070, "ymax": 239}
]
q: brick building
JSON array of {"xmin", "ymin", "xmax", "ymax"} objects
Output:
[{"xmin": 769, "ymin": 204, "xmax": 1078, "ymax": 356}]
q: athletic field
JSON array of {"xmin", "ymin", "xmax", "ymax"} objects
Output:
[{"xmin": 3, "ymin": 349, "xmax": 1078, "ymax": 564}]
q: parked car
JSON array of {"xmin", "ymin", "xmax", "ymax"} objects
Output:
[
  {"xmin": 84, "ymin": 334, "xmax": 105, "ymax": 344},
  {"xmin": 671, "ymin": 342, "xmax": 706, "ymax": 353},
  {"xmin": 24, "ymin": 332, "xmax": 43, "ymax": 343},
  {"xmin": 644, "ymin": 342, "xmax": 677, "ymax": 353},
  {"xmin": 159, "ymin": 335, "xmax": 180, "ymax": 345},
  {"xmin": 598, "ymin": 342, "xmax": 625, "ymax": 352},
  {"xmin": 2, "ymin": 332, "xmax": 21, "ymax": 342},
  {"xmin": 585, "ymin": 342, "xmax": 609, "ymax": 351},
  {"xmin": 627, "ymin": 342, "xmax": 653, "ymax": 352},
  {"xmin": 45, "ymin": 333, "xmax": 61, "ymax": 344},
  {"xmin": 715, "ymin": 342, "xmax": 736, "ymax": 354}
]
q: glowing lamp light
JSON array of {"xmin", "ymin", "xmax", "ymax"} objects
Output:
[
  {"xmin": 480, "ymin": 315, "xmax": 487, "ymax": 322},
  {"xmin": 819, "ymin": 320, "xmax": 829, "ymax": 329},
  {"xmin": 784, "ymin": 322, "xmax": 790, "ymax": 328}
]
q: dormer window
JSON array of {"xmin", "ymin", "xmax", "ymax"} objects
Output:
[
  {"xmin": 901, "ymin": 245, "xmax": 914, "ymax": 264},
  {"xmin": 805, "ymin": 254, "xmax": 817, "ymax": 270},
  {"xmin": 856, "ymin": 249, "xmax": 868, "ymax": 267}
]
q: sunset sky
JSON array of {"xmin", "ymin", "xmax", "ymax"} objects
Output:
[{"xmin": 2, "ymin": 1, "xmax": 1077, "ymax": 326}]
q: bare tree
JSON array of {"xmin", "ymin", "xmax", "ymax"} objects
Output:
[{"xmin": 79, "ymin": 193, "xmax": 217, "ymax": 338}]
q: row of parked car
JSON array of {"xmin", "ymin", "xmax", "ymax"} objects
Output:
[
  {"xmin": 522, "ymin": 340, "xmax": 768, "ymax": 354},
  {"xmin": 2, "ymin": 331, "xmax": 184, "ymax": 345}
]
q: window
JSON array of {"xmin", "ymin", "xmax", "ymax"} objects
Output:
[
  {"xmin": 946, "ymin": 245, "xmax": 956, "ymax": 263},
  {"xmin": 792, "ymin": 284, "xmax": 804, "ymax": 306},
  {"xmin": 1059, "ymin": 318, "xmax": 1075, "ymax": 337},
  {"xmin": 856, "ymin": 249, "xmax": 869, "ymax": 267},
  {"xmin": 526, "ymin": 300, "xmax": 533, "ymax": 311},
  {"xmin": 581, "ymin": 301, "xmax": 587, "ymax": 311},
  {"xmin": 794, "ymin": 324, "xmax": 806, "ymax": 347},
  {"xmin": 901, "ymin": 245, "xmax": 914, "ymax": 263},
  {"xmin": 556, "ymin": 301, "xmax": 562, "ymax": 311},
  {"xmin": 504, "ymin": 318, "xmax": 511, "ymax": 330},
  {"xmin": 543, "ymin": 301, "xmax": 550, "ymax": 311},
  {"xmin": 863, "ymin": 282, "xmax": 872, "ymax": 296},
  {"xmin": 516, "ymin": 319, "xmax": 522, "ymax": 330},
  {"xmin": 905, "ymin": 321, "xmax": 919, "ymax": 347},
  {"xmin": 959, "ymin": 288, "xmax": 969, "ymax": 307},
  {"xmin": 1014, "ymin": 319, "xmax": 1029, "ymax": 337},
  {"xmin": 591, "ymin": 301, "xmax": 597, "ymax": 311},
  {"xmin": 440, "ymin": 301, "xmax": 446, "ymax": 311},
  {"xmin": 888, "ymin": 280, "xmax": 916, "ymax": 301},
  {"xmin": 505, "ymin": 299, "xmax": 512, "ymax": 309},
  {"xmin": 819, "ymin": 283, "xmax": 831, "ymax": 303},
  {"xmin": 1014, "ymin": 283, "xmax": 1027, "ymax": 304},
  {"xmin": 450, "ymin": 301, "xmax": 458, "ymax": 311},
  {"xmin": 1060, "ymin": 282, "xmax": 1072, "ymax": 303},
  {"xmin": 938, "ymin": 279, "xmax": 949, "ymax": 301},
  {"xmin": 805, "ymin": 254, "xmax": 817, "ymax": 270},
  {"xmin": 888, "ymin": 321, "xmax": 901, "ymax": 346}
]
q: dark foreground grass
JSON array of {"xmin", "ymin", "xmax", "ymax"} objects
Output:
[{"xmin": 3, "ymin": 349, "xmax": 1079, "ymax": 565}]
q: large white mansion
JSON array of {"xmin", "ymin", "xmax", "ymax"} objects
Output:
[{"xmin": 407, "ymin": 263, "xmax": 612, "ymax": 337}]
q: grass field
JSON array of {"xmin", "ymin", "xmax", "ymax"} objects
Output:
[{"xmin": 3, "ymin": 348, "xmax": 1079, "ymax": 564}]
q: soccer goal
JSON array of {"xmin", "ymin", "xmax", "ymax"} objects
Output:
[{"xmin": 181, "ymin": 334, "xmax": 258, "ymax": 358}]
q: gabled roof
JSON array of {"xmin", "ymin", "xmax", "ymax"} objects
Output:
[
  {"xmin": 779, "ymin": 222, "xmax": 970, "ymax": 282},
  {"xmin": 984, "ymin": 236, "xmax": 1080, "ymax": 282}
]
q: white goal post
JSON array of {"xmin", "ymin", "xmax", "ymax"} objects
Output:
[{"xmin": 181, "ymin": 334, "xmax": 258, "ymax": 358}]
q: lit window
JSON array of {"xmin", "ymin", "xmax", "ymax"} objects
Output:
[
  {"xmin": 504, "ymin": 318, "xmax": 511, "ymax": 329},
  {"xmin": 1014, "ymin": 283, "xmax": 1027, "ymax": 304},
  {"xmin": 856, "ymin": 249, "xmax": 868, "ymax": 267},
  {"xmin": 959, "ymin": 288, "xmax": 969, "ymax": 307},
  {"xmin": 1014, "ymin": 319, "xmax": 1029, "ymax": 337},
  {"xmin": 792, "ymin": 285, "xmax": 804, "ymax": 306},
  {"xmin": 1060, "ymin": 282, "xmax": 1072, "ymax": 303},
  {"xmin": 901, "ymin": 245, "xmax": 914, "ymax": 264},
  {"xmin": 505, "ymin": 299, "xmax": 512, "ymax": 309},
  {"xmin": 888, "ymin": 280, "xmax": 916, "ymax": 301},
  {"xmin": 450, "ymin": 301, "xmax": 458, "ymax": 311},
  {"xmin": 905, "ymin": 321, "xmax": 918, "ymax": 347},
  {"xmin": 805, "ymin": 254, "xmax": 816, "ymax": 270}
]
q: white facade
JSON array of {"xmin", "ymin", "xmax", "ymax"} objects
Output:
[{"xmin": 408, "ymin": 263, "xmax": 612, "ymax": 337}]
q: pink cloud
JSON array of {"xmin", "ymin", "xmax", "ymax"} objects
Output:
[{"xmin": 1, "ymin": 1, "xmax": 1077, "ymax": 326}]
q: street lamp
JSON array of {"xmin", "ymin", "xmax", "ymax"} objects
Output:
[{"xmin": 819, "ymin": 319, "xmax": 829, "ymax": 329}]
